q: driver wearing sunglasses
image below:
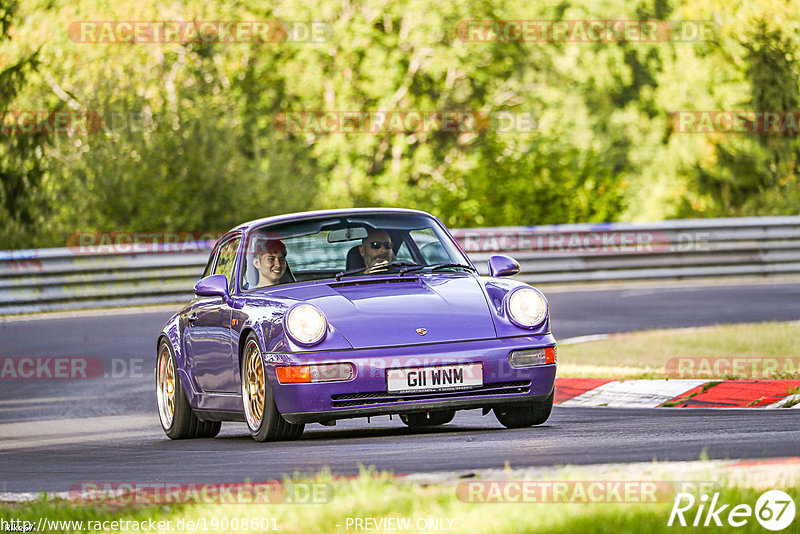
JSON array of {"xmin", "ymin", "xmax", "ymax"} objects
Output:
[{"xmin": 359, "ymin": 229, "xmax": 395, "ymax": 274}]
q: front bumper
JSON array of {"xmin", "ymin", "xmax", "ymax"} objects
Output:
[{"xmin": 264, "ymin": 335, "xmax": 557, "ymax": 424}]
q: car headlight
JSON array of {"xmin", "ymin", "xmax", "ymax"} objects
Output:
[
  {"xmin": 506, "ymin": 288, "xmax": 548, "ymax": 328},
  {"xmin": 285, "ymin": 304, "xmax": 327, "ymax": 346}
]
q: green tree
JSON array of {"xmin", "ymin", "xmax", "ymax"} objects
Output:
[
  {"xmin": 0, "ymin": 1, "xmax": 51, "ymax": 249},
  {"xmin": 8, "ymin": 0, "xmax": 795, "ymax": 250},
  {"xmin": 685, "ymin": 20, "xmax": 800, "ymax": 216}
]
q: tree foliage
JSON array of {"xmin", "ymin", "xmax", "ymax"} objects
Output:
[
  {"xmin": 0, "ymin": 0, "xmax": 50, "ymax": 249},
  {"xmin": 0, "ymin": 0, "xmax": 798, "ymax": 249},
  {"xmin": 685, "ymin": 20, "xmax": 800, "ymax": 216}
]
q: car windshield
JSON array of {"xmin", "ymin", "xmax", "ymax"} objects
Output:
[{"xmin": 240, "ymin": 213, "xmax": 471, "ymax": 290}]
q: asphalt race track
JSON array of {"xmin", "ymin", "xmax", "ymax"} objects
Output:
[
  {"xmin": 1, "ymin": 281, "xmax": 799, "ymax": 493},
  {"xmin": 3, "ymin": 408, "xmax": 799, "ymax": 493}
]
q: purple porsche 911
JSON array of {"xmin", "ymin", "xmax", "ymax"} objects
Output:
[{"xmin": 156, "ymin": 208, "xmax": 557, "ymax": 441}]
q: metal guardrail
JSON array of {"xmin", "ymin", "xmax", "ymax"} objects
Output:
[{"xmin": 1, "ymin": 216, "xmax": 799, "ymax": 314}]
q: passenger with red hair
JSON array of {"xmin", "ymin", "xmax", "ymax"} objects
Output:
[{"xmin": 252, "ymin": 239, "xmax": 288, "ymax": 287}]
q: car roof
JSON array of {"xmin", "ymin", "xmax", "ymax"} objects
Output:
[{"xmin": 230, "ymin": 207, "xmax": 438, "ymax": 234}]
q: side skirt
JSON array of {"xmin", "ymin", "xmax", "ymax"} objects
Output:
[{"xmin": 194, "ymin": 409, "xmax": 246, "ymax": 422}]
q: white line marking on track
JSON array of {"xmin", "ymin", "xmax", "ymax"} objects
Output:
[
  {"xmin": 0, "ymin": 396, "xmax": 103, "ymax": 407},
  {"xmin": 559, "ymin": 334, "xmax": 610, "ymax": 345},
  {"xmin": 0, "ymin": 414, "xmax": 158, "ymax": 451}
]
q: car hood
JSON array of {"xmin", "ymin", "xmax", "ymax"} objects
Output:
[{"xmin": 268, "ymin": 275, "xmax": 497, "ymax": 348}]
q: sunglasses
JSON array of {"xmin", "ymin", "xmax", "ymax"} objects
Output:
[{"xmin": 368, "ymin": 241, "xmax": 393, "ymax": 250}]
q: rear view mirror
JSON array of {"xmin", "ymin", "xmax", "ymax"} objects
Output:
[{"xmin": 327, "ymin": 227, "xmax": 368, "ymax": 243}]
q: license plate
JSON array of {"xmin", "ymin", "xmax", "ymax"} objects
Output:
[{"xmin": 386, "ymin": 363, "xmax": 483, "ymax": 393}]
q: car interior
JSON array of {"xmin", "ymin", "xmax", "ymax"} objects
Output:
[{"xmin": 238, "ymin": 214, "xmax": 460, "ymax": 291}]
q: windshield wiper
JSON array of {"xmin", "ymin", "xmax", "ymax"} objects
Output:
[
  {"xmin": 395, "ymin": 262, "xmax": 426, "ymax": 275},
  {"xmin": 334, "ymin": 262, "xmax": 424, "ymax": 281},
  {"xmin": 371, "ymin": 261, "xmax": 425, "ymax": 276},
  {"xmin": 426, "ymin": 263, "xmax": 477, "ymax": 273},
  {"xmin": 334, "ymin": 267, "xmax": 367, "ymax": 281}
]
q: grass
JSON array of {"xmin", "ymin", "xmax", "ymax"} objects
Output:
[
  {"xmin": 782, "ymin": 387, "xmax": 800, "ymax": 408},
  {"xmin": 2, "ymin": 469, "xmax": 798, "ymax": 534},
  {"xmin": 557, "ymin": 321, "xmax": 800, "ymax": 379}
]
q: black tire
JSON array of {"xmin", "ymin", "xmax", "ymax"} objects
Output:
[
  {"xmin": 494, "ymin": 391, "xmax": 554, "ymax": 428},
  {"xmin": 156, "ymin": 339, "xmax": 219, "ymax": 439},
  {"xmin": 400, "ymin": 410, "xmax": 456, "ymax": 427},
  {"xmin": 241, "ymin": 333, "xmax": 305, "ymax": 442}
]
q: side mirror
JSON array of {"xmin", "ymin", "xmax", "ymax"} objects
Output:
[
  {"xmin": 488, "ymin": 255, "xmax": 520, "ymax": 277},
  {"xmin": 194, "ymin": 274, "xmax": 230, "ymax": 298}
]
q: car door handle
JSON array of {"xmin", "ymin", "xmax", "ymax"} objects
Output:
[{"xmin": 188, "ymin": 313, "xmax": 198, "ymax": 324}]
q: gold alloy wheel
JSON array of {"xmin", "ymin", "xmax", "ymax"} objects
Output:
[
  {"xmin": 156, "ymin": 344, "xmax": 175, "ymax": 429},
  {"xmin": 243, "ymin": 340, "xmax": 265, "ymax": 430}
]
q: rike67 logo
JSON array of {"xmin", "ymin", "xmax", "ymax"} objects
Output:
[{"xmin": 668, "ymin": 490, "xmax": 796, "ymax": 531}]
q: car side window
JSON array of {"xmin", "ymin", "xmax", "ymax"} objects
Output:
[
  {"xmin": 409, "ymin": 228, "xmax": 450, "ymax": 264},
  {"xmin": 395, "ymin": 240, "xmax": 415, "ymax": 263},
  {"xmin": 201, "ymin": 250, "xmax": 216, "ymax": 279},
  {"xmin": 213, "ymin": 238, "xmax": 241, "ymax": 291}
]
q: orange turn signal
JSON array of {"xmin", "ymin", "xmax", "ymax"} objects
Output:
[
  {"xmin": 276, "ymin": 366, "xmax": 311, "ymax": 384},
  {"xmin": 545, "ymin": 346, "xmax": 557, "ymax": 364},
  {"xmin": 276, "ymin": 363, "xmax": 356, "ymax": 384}
]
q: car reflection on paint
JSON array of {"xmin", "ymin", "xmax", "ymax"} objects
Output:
[{"xmin": 155, "ymin": 208, "xmax": 557, "ymax": 441}]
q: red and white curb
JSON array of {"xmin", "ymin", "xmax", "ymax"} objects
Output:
[{"xmin": 555, "ymin": 378, "xmax": 800, "ymax": 408}]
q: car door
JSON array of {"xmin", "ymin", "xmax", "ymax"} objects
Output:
[{"xmin": 184, "ymin": 236, "xmax": 240, "ymax": 393}]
